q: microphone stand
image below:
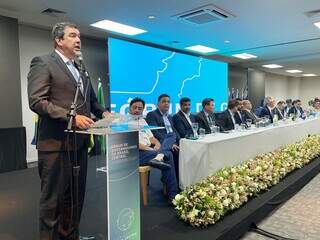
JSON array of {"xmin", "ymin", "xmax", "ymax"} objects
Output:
[{"xmin": 66, "ymin": 62, "xmax": 84, "ymax": 240}]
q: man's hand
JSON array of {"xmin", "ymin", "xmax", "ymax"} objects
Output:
[
  {"xmin": 102, "ymin": 111, "xmax": 111, "ymax": 118},
  {"xmin": 172, "ymin": 144, "xmax": 180, "ymax": 152},
  {"xmin": 153, "ymin": 143, "xmax": 161, "ymax": 151},
  {"xmin": 75, "ymin": 115, "xmax": 94, "ymax": 129}
]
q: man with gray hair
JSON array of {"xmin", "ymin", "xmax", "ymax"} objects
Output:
[
  {"xmin": 28, "ymin": 22, "xmax": 109, "ymax": 240},
  {"xmin": 259, "ymin": 96, "xmax": 276, "ymax": 123}
]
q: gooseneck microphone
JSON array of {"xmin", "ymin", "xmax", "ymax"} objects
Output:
[{"xmin": 75, "ymin": 51, "xmax": 89, "ymax": 78}]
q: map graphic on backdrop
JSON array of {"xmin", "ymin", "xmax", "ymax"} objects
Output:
[{"xmin": 108, "ymin": 38, "xmax": 228, "ymax": 115}]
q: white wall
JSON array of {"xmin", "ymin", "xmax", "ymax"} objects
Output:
[
  {"xmin": 265, "ymin": 73, "xmax": 289, "ymax": 102},
  {"xmin": 19, "ymin": 24, "xmax": 108, "ymax": 163},
  {"xmin": 19, "ymin": 25, "xmax": 52, "ymax": 162},
  {"xmin": 265, "ymin": 73, "xmax": 301, "ymax": 103},
  {"xmin": 299, "ymin": 77, "xmax": 320, "ymax": 107},
  {"xmin": 263, "ymin": 72, "xmax": 320, "ymax": 108}
]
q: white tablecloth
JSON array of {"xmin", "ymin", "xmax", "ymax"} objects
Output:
[{"xmin": 179, "ymin": 117, "xmax": 320, "ymax": 188}]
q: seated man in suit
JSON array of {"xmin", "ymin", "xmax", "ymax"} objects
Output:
[
  {"xmin": 129, "ymin": 98, "xmax": 178, "ymax": 205},
  {"xmin": 284, "ymin": 99, "xmax": 293, "ymax": 115},
  {"xmin": 313, "ymin": 98, "xmax": 320, "ymax": 112},
  {"xmin": 234, "ymin": 98, "xmax": 245, "ymax": 125},
  {"xmin": 146, "ymin": 94, "xmax": 180, "ymax": 181},
  {"xmin": 242, "ymin": 100, "xmax": 259, "ymax": 124},
  {"xmin": 173, "ymin": 97, "xmax": 196, "ymax": 138},
  {"xmin": 259, "ymin": 96, "xmax": 276, "ymax": 123},
  {"xmin": 218, "ymin": 99, "xmax": 239, "ymax": 131},
  {"xmin": 288, "ymin": 99, "xmax": 305, "ymax": 119},
  {"xmin": 196, "ymin": 98, "xmax": 217, "ymax": 134},
  {"xmin": 273, "ymin": 100, "xmax": 286, "ymax": 120},
  {"xmin": 254, "ymin": 98, "xmax": 267, "ymax": 117}
]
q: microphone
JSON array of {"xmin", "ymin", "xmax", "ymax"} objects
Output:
[{"xmin": 75, "ymin": 51, "xmax": 89, "ymax": 78}]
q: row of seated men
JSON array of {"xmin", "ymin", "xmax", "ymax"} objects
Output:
[
  {"xmin": 254, "ymin": 96, "xmax": 307, "ymax": 123},
  {"xmin": 128, "ymin": 94, "xmax": 309, "ymax": 205},
  {"xmin": 128, "ymin": 95, "xmax": 244, "ymax": 206}
]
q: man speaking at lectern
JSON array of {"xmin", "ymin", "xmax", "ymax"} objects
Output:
[{"xmin": 28, "ymin": 22, "xmax": 109, "ymax": 240}]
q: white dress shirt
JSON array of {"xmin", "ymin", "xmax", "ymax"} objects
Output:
[
  {"xmin": 55, "ymin": 49, "xmax": 84, "ymax": 93},
  {"xmin": 128, "ymin": 115, "xmax": 153, "ymax": 146},
  {"xmin": 181, "ymin": 111, "xmax": 193, "ymax": 127}
]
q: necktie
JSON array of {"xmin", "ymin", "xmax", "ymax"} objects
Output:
[
  {"xmin": 67, "ymin": 60, "xmax": 83, "ymax": 94},
  {"xmin": 163, "ymin": 114, "xmax": 173, "ymax": 133}
]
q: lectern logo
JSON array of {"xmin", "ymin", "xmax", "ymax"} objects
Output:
[{"xmin": 117, "ymin": 208, "xmax": 134, "ymax": 232}]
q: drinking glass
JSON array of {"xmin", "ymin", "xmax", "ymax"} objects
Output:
[
  {"xmin": 199, "ymin": 128, "xmax": 206, "ymax": 138},
  {"xmin": 246, "ymin": 119, "xmax": 252, "ymax": 128},
  {"xmin": 192, "ymin": 122, "xmax": 199, "ymax": 137}
]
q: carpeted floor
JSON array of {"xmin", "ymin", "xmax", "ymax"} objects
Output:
[{"xmin": 242, "ymin": 172, "xmax": 320, "ymax": 240}]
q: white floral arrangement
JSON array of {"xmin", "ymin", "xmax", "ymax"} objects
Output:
[{"xmin": 173, "ymin": 134, "xmax": 320, "ymax": 227}]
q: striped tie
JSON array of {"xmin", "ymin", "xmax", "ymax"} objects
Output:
[{"xmin": 67, "ymin": 60, "xmax": 83, "ymax": 94}]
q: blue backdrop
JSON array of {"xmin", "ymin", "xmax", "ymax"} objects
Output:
[{"xmin": 108, "ymin": 38, "xmax": 228, "ymax": 114}]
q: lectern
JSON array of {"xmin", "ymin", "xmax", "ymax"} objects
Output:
[{"xmin": 76, "ymin": 121, "xmax": 161, "ymax": 240}]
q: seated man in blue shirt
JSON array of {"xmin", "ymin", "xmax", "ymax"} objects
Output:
[
  {"xmin": 129, "ymin": 98, "xmax": 179, "ymax": 205},
  {"xmin": 146, "ymin": 94, "xmax": 180, "ymax": 182}
]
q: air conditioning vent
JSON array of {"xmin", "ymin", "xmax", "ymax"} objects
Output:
[
  {"xmin": 172, "ymin": 4, "xmax": 234, "ymax": 25},
  {"xmin": 41, "ymin": 8, "xmax": 66, "ymax": 17}
]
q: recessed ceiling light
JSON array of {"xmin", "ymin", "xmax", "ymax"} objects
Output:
[
  {"xmin": 286, "ymin": 69, "xmax": 303, "ymax": 73},
  {"xmin": 232, "ymin": 53, "xmax": 257, "ymax": 59},
  {"xmin": 313, "ymin": 21, "xmax": 320, "ymax": 29},
  {"xmin": 90, "ymin": 20, "xmax": 147, "ymax": 36},
  {"xmin": 185, "ymin": 45, "xmax": 219, "ymax": 53},
  {"xmin": 148, "ymin": 15, "xmax": 156, "ymax": 19},
  {"xmin": 262, "ymin": 64, "xmax": 283, "ymax": 69},
  {"xmin": 224, "ymin": 40, "xmax": 231, "ymax": 43},
  {"xmin": 303, "ymin": 73, "xmax": 317, "ymax": 77}
]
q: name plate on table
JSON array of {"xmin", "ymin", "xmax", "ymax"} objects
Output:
[{"xmin": 106, "ymin": 131, "xmax": 140, "ymax": 240}]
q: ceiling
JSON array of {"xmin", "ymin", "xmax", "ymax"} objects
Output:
[{"xmin": 1, "ymin": 0, "xmax": 320, "ymax": 77}]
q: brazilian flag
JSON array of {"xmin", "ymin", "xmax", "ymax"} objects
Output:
[
  {"xmin": 97, "ymin": 78, "xmax": 106, "ymax": 155},
  {"xmin": 31, "ymin": 114, "xmax": 39, "ymax": 145}
]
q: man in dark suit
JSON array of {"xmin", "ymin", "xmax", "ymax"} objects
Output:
[
  {"xmin": 259, "ymin": 96, "xmax": 276, "ymax": 123},
  {"xmin": 234, "ymin": 98, "xmax": 244, "ymax": 125},
  {"xmin": 173, "ymin": 97, "xmax": 196, "ymax": 138},
  {"xmin": 218, "ymin": 99, "xmax": 238, "ymax": 131},
  {"xmin": 28, "ymin": 22, "xmax": 108, "ymax": 240},
  {"xmin": 284, "ymin": 98, "xmax": 293, "ymax": 115},
  {"xmin": 288, "ymin": 99, "xmax": 305, "ymax": 119},
  {"xmin": 242, "ymin": 100, "xmax": 259, "ymax": 124},
  {"xmin": 146, "ymin": 94, "xmax": 180, "ymax": 181},
  {"xmin": 273, "ymin": 100, "xmax": 286, "ymax": 120},
  {"xmin": 196, "ymin": 98, "xmax": 217, "ymax": 134}
]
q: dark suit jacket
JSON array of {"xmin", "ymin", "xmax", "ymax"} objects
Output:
[
  {"xmin": 28, "ymin": 51, "xmax": 106, "ymax": 151},
  {"xmin": 218, "ymin": 110, "xmax": 235, "ymax": 131},
  {"xmin": 172, "ymin": 110, "xmax": 196, "ymax": 138},
  {"xmin": 234, "ymin": 111, "xmax": 244, "ymax": 125},
  {"xmin": 195, "ymin": 110, "xmax": 216, "ymax": 134},
  {"xmin": 145, "ymin": 108, "xmax": 180, "ymax": 144},
  {"xmin": 259, "ymin": 106, "xmax": 274, "ymax": 123},
  {"xmin": 242, "ymin": 109, "xmax": 258, "ymax": 124},
  {"xmin": 288, "ymin": 106, "xmax": 304, "ymax": 118},
  {"xmin": 273, "ymin": 107, "xmax": 285, "ymax": 120}
]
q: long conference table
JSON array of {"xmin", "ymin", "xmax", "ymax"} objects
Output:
[{"xmin": 179, "ymin": 117, "xmax": 320, "ymax": 188}]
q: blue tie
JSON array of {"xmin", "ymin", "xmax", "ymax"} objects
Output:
[{"xmin": 67, "ymin": 60, "xmax": 83, "ymax": 94}]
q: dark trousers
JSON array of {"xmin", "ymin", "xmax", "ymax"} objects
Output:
[
  {"xmin": 139, "ymin": 133, "xmax": 179, "ymax": 199},
  {"xmin": 160, "ymin": 132, "xmax": 179, "ymax": 184},
  {"xmin": 38, "ymin": 147, "xmax": 88, "ymax": 240}
]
